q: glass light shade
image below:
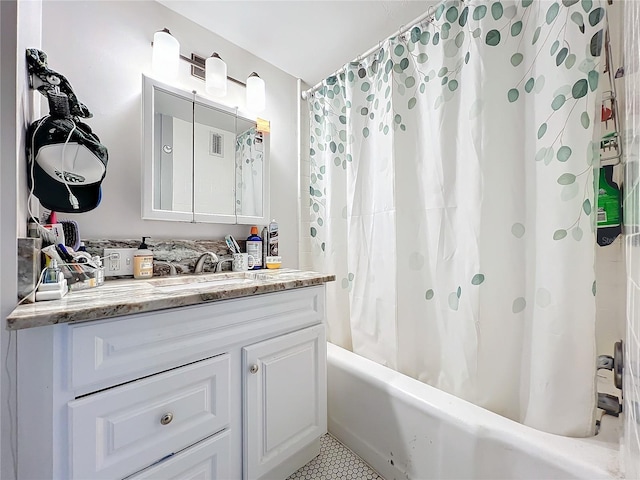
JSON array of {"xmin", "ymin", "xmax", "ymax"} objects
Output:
[
  {"xmin": 152, "ymin": 29, "xmax": 180, "ymax": 80},
  {"xmin": 205, "ymin": 53, "xmax": 227, "ymax": 97},
  {"xmin": 246, "ymin": 72, "xmax": 266, "ymax": 113}
]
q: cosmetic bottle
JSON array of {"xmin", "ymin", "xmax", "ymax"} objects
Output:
[
  {"xmin": 133, "ymin": 237, "xmax": 154, "ymax": 278},
  {"xmin": 93, "ymin": 256, "xmax": 105, "ymax": 285},
  {"xmin": 261, "ymin": 226, "xmax": 268, "ymax": 270},
  {"xmin": 246, "ymin": 226, "xmax": 263, "ymax": 269},
  {"xmin": 43, "ymin": 258, "xmax": 62, "ymax": 284},
  {"xmin": 268, "ymin": 219, "xmax": 279, "ymax": 256}
]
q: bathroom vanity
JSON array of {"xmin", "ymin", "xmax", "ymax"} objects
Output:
[{"xmin": 8, "ymin": 270, "xmax": 333, "ymax": 479}]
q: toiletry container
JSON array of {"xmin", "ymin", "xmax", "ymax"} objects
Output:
[
  {"xmin": 268, "ymin": 219, "xmax": 279, "ymax": 256},
  {"xmin": 36, "ymin": 258, "xmax": 68, "ymax": 301},
  {"xmin": 133, "ymin": 237, "xmax": 154, "ymax": 278},
  {"xmin": 246, "ymin": 226, "xmax": 263, "ymax": 269},
  {"xmin": 43, "ymin": 258, "xmax": 62, "ymax": 284},
  {"xmin": 261, "ymin": 226, "xmax": 268, "ymax": 269},
  {"xmin": 597, "ymin": 166, "xmax": 622, "ymax": 246},
  {"xmin": 266, "ymin": 256, "xmax": 282, "ymax": 269},
  {"xmin": 93, "ymin": 256, "xmax": 105, "ymax": 286}
]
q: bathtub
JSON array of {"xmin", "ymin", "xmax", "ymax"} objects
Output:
[{"xmin": 327, "ymin": 343, "xmax": 623, "ymax": 480}]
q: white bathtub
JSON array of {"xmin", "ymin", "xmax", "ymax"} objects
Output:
[{"xmin": 327, "ymin": 343, "xmax": 624, "ymax": 480}]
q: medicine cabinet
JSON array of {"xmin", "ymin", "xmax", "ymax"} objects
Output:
[{"xmin": 142, "ymin": 74, "xmax": 269, "ymax": 225}]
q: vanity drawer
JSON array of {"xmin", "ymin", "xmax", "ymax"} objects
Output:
[
  {"xmin": 126, "ymin": 430, "xmax": 230, "ymax": 479},
  {"xmin": 68, "ymin": 287, "xmax": 324, "ymax": 394},
  {"xmin": 68, "ymin": 354, "xmax": 230, "ymax": 480}
]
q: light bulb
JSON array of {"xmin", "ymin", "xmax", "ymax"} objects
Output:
[
  {"xmin": 152, "ymin": 28, "xmax": 180, "ymax": 80},
  {"xmin": 246, "ymin": 72, "xmax": 266, "ymax": 113},
  {"xmin": 205, "ymin": 53, "xmax": 227, "ymax": 97}
]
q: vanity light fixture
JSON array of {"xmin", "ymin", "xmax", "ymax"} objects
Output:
[
  {"xmin": 246, "ymin": 72, "xmax": 266, "ymax": 113},
  {"xmin": 205, "ymin": 53, "xmax": 227, "ymax": 97},
  {"xmin": 151, "ymin": 28, "xmax": 180, "ymax": 81},
  {"xmin": 151, "ymin": 28, "xmax": 266, "ymax": 112}
]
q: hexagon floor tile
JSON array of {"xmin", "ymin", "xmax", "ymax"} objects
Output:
[{"xmin": 286, "ymin": 434, "xmax": 384, "ymax": 479}]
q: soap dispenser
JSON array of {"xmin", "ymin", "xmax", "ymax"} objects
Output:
[{"xmin": 133, "ymin": 237, "xmax": 154, "ymax": 279}]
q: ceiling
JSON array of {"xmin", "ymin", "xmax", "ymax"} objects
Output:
[{"xmin": 157, "ymin": 1, "xmax": 439, "ymax": 87}]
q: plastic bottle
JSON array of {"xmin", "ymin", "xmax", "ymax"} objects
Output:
[
  {"xmin": 597, "ymin": 166, "xmax": 622, "ymax": 246},
  {"xmin": 268, "ymin": 219, "xmax": 279, "ymax": 256},
  {"xmin": 246, "ymin": 226, "xmax": 263, "ymax": 269},
  {"xmin": 43, "ymin": 258, "xmax": 62, "ymax": 284},
  {"xmin": 261, "ymin": 226, "xmax": 268, "ymax": 270},
  {"xmin": 133, "ymin": 237, "xmax": 154, "ymax": 278},
  {"xmin": 92, "ymin": 256, "xmax": 105, "ymax": 286}
]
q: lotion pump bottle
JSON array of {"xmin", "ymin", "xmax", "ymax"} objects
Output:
[{"xmin": 134, "ymin": 236, "xmax": 154, "ymax": 279}]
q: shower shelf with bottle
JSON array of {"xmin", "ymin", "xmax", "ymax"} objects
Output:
[
  {"xmin": 596, "ymin": 28, "xmax": 623, "ymax": 246},
  {"xmin": 599, "ymin": 25, "xmax": 623, "ymax": 167},
  {"xmin": 600, "ymin": 90, "xmax": 622, "ymax": 166}
]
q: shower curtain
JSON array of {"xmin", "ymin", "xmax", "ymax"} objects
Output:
[{"xmin": 309, "ymin": 0, "xmax": 604, "ymax": 436}]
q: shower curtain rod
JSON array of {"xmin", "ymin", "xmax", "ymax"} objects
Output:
[{"xmin": 300, "ymin": 1, "xmax": 445, "ymax": 100}]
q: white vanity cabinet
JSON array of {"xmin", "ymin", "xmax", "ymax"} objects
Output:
[
  {"xmin": 16, "ymin": 286, "xmax": 327, "ymax": 480},
  {"xmin": 244, "ymin": 324, "xmax": 327, "ymax": 480}
]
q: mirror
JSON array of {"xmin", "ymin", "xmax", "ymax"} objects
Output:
[
  {"xmin": 235, "ymin": 118, "xmax": 265, "ymax": 219},
  {"xmin": 142, "ymin": 74, "xmax": 269, "ymax": 224}
]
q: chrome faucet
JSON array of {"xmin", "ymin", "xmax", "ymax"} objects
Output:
[
  {"xmin": 193, "ymin": 252, "xmax": 219, "ymax": 274},
  {"xmin": 215, "ymin": 256, "xmax": 233, "ymax": 272}
]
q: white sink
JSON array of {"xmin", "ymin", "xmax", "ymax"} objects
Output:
[{"xmin": 154, "ymin": 278, "xmax": 254, "ymax": 292}]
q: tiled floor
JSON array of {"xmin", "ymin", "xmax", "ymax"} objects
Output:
[{"xmin": 287, "ymin": 434, "xmax": 384, "ymax": 480}]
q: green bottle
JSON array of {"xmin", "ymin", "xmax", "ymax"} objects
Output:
[{"xmin": 597, "ymin": 166, "xmax": 621, "ymax": 246}]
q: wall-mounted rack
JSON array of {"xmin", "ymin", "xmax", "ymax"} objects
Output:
[{"xmin": 600, "ymin": 28, "xmax": 622, "ymax": 166}]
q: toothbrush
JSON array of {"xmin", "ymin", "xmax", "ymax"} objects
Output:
[
  {"xmin": 229, "ymin": 235, "xmax": 241, "ymax": 254},
  {"xmin": 225, "ymin": 235, "xmax": 237, "ymax": 254}
]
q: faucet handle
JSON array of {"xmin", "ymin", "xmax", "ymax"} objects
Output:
[{"xmin": 154, "ymin": 260, "xmax": 178, "ymax": 276}]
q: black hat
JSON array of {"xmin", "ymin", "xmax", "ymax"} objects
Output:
[{"xmin": 28, "ymin": 115, "xmax": 108, "ymax": 213}]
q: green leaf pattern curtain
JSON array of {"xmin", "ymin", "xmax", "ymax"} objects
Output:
[{"xmin": 309, "ymin": 0, "xmax": 604, "ymax": 436}]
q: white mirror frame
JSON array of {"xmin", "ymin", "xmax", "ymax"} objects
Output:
[{"xmin": 142, "ymin": 74, "xmax": 269, "ymax": 225}]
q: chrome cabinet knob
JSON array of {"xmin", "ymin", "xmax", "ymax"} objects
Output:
[
  {"xmin": 249, "ymin": 364, "xmax": 259, "ymax": 374},
  {"xmin": 160, "ymin": 412, "xmax": 174, "ymax": 425}
]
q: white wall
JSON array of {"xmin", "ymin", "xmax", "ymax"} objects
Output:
[
  {"xmin": 1, "ymin": 1, "xmax": 42, "ymax": 479},
  {"xmin": 0, "ymin": 5, "xmax": 18, "ymax": 479},
  {"xmin": 41, "ymin": 0, "xmax": 299, "ymax": 266},
  {"xmin": 622, "ymin": 0, "xmax": 640, "ymax": 476},
  {"xmin": 595, "ymin": 240, "xmax": 626, "ymax": 357}
]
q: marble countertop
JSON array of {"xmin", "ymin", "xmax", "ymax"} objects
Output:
[{"xmin": 7, "ymin": 269, "xmax": 335, "ymax": 330}]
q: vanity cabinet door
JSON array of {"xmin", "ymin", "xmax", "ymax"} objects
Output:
[{"xmin": 243, "ymin": 324, "xmax": 327, "ymax": 480}]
